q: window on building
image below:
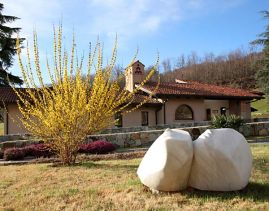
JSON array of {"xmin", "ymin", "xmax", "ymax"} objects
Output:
[
  {"xmin": 115, "ymin": 112, "xmax": 122, "ymax": 127},
  {"xmin": 141, "ymin": 111, "xmax": 149, "ymax": 126},
  {"xmin": 135, "ymin": 63, "xmax": 142, "ymax": 74},
  {"xmin": 206, "ymin": 108, "xmax": 211, "ymax": 121},
  {"xmin": 175, "ymin": 104, "xmax": 193, "ymax": 120},
  {"xmin": 220, "ymin": 107, "xmax": 227, "ymax": 116}
]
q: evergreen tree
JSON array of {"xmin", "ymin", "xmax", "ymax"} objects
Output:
[
  {"xmin": 0, "ymin": 3, "xmax": 23, "ymax": 86},
  {"xmin": 252, "ymin": 11, "xmax": 269, "ymax": 99}
]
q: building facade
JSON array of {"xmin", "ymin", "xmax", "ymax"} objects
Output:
[
  {"xmin": 0, "ymin": 60, "xmax": 263, "ymax": 134},
  {"xmin": 120, "ymin": 60, "xmax": 262, "ymax": 128}
]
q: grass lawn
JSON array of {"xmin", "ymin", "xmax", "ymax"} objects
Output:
[
  {"xmin": 0, "ymin": 123, "xmax": 3, "ymax": 136},
  {"xmin": 252, "ymin": 98, "xmax": 269, "ymax": 118},
  {"xmin": 0, "ymin": 144, "xmax": 268, "ymax": 210}
]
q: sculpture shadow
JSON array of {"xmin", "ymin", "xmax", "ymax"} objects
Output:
[{"xmin": 183, "ymin": 182, "xmax": 269, "ymax": 202}]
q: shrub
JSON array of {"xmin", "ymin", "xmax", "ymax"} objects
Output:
[
  {"xmin": 15, "ymin": 25, "xmax": 158, "ymax": 165},
  {"xmin": 79, "ymin": 140, "xmax": 116, "ymax": 154},
  {"xmin": 23, "ymin": 144, "xmax": 54, "ymax": 158},
  {"xmin": 0, "ymin": 149, "xmax": 3, "ymax": 159},
  {"xmin": 211, "ymin": 114, "xmax": 243, "ymax": 131},
  {"xmin": 3, "ymin": 148, "xmax": 25, "ymax": 161}
]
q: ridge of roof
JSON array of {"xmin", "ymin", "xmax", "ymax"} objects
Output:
[
  {"xmin": 0, "ymin": 81, "xmax": 263, "ymax": 104},
  {"xmin": 140, "ymin": 81, "xmax": 263, "ymax": 99}
]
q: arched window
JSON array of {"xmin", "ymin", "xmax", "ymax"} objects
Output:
[{"xmin": 175, "ymin": 104, "xmax": 193, "ymax": 120}]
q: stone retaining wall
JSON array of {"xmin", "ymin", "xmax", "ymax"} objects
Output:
[
  {"xmin": 0, "ymin": 139, "xmax": 41, "ymax": 150},
  {"xmin": 99, "ymin": 121, "xmax": 211, "ymax": 134},
  {"xmin": 87, "ymin": 121, "xmax": 269, "ymax": 147},
  {"xmin": 98, "ymin": 118, "xmax": 269, "ymax": 134},
  {"xmin": 0, "ymin": 121, "xmax": 268, "ymax": 149},
  {"xmin": 239, "ymin": 121, "xmax": 269, "ymax": 137},
  {"xmin": 87, "ymin": 126, "xmax": 209, "ymax": 147}
]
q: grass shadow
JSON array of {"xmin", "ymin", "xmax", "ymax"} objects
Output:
[
  {"xmin": 74, "ymin": 161, "xmax": 138, "ymax": 171},
  {"xmin": 183, "ymin": 182, "xmax": 269, "ymax": 202}
]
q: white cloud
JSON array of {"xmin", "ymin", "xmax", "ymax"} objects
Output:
[
  {"xmin": 2, "ymin": 0, "xmax": 246, "ymax": 41},
  {"xmin": 1, "ymin": 0, "xmax": 246, "ymax": 81},
  {"xmin": 2, "ymin": 0, "xmax": 62, "ymax": 39},
  {"xmin": 83, "ymin": 0, "xmax": 181, "ymax": 39}
]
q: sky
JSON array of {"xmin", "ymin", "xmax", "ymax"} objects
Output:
[{"xmin": 2, "ymin": 0, "xmax": 269, "ymax": 82}]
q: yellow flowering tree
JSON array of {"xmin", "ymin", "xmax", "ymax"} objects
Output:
[{"xmin": 14, "ymin": 26, "xmax": 159, "ymax": 165}]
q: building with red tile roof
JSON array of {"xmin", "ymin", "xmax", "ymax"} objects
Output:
[
  {"xmin": 0, "ymin": 60, "xmax": 264, "ymax": 134},
  {"xmin": 141, "ymin": 81, "xmax": 262, "ymax": 99},
  {"xmin": 121, "ymin": 61, "xmax": 263, "ymax": 128}
]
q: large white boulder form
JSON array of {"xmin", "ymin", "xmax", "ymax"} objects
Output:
[
  {"xmin": 189, "ymin": 128, "xmax": 252, "ymax": 191},
  {"xmin": 137, "ymin": 128, "xmax": 193, "ymax": 191}
]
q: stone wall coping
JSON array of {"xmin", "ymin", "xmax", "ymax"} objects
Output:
[
  {"xmin": 245, "ymin": 121, "xmax": 269, "ymax": 125},
  {"xmin": 1, "ymin": 121, "xmax": 268, "ymax": 147},
  {"xmin": 87, "ymin": 125, "xmax": 210, "ymax": 137}
]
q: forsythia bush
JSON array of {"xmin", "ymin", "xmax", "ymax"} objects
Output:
[{"xmin": 14, "ymin": 26, "xmax": 159, "ymax": 165}]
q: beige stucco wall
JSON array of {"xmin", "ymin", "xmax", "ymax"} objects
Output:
[
  {"xmin": 3, "ymin": 98, "xmax": 253, "ymax": 135},
  {"xmin": 122, "ymin": 107, "xmax": 157, "ymax": 127},
  {"xmin": 164, "ymin": 98, "xmax": 206, "ymax": 123},
  {"xmin": 204, "ymin": 99, "xmax": 230, "ymax": 117},
  {"xmin": 240, "ymin": 100, "xmax": 251, "ymax": 119},
  {"xmin": 5, "ymin": 103, "xmax": 159, "ymax": 134},
  {"xmin": 157, "ymin": 106, "xmax": 164, "ymax": 125},
  {"xmin": 6, "ymin": 103, "xmax": 28, "ymax": 135},
  {"xmin": 205, "ymin": 99, "xmax": 251, "ymax": 119},
  {"xmin": 229, "ymin": 100, "xmax": 241, "ymax": 116}
]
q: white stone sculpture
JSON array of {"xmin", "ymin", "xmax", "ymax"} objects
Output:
[
  {"xmin": 137, "ymin": 128, "xmax": 193, "ymax": 191},
  {"xmin": 189, "ymin": 128, "xmax": 252, "ymax": 191}
]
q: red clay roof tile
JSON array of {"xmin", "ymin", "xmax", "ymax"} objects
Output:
[
  {"xmin": 0, "ymin": 81, "xmax": 263, "ymax": 105},
  {"xmin": 0, "ymin": 87, "xmax": 161, "ymax": 105},
  {"xmin": 142, "ymin": 81, "xmax": 263, "ymax": 99},
  {"xmin": 0, "ymin": 87, "xmax": 21, "ymax": 103}
]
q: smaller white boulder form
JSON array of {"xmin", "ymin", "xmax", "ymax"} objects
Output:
[
  {"xmin": 137, "ymin": 128, "xmax": 193, "ymax": 192},
  {"xmin": 189, "ymin": 128, "xmax": 252, "ymax": 191}
]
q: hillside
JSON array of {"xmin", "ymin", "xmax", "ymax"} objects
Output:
[
  {"xmin": 251, "ymin": 98, "xmax": 269, "ymax": 118},
  {"xmin": 160, "ymin": 51, "xmax": 263, "ymax": 90}
]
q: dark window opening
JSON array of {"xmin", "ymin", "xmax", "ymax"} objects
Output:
[
  {"xmin": 141, "ymin": 111, "xmax": 149, "ymax": 126},
  {"xmin": 135, "ymin": 66, "xmax": 142, "ymax": 74},
  {"xmin": 175, "ymin": 104, "xmax": 193, "ymax": 120},
  {"xmin": 220, "ymin": 107, "xmax": 226, "ymax": 116},
  {"xmin": 206, "ymin": 108, "xmax": 211, "ymax": 121}
]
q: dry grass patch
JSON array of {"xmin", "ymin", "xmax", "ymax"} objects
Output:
[{"xmin": 0, "ymin": 144, "xmax": 268, "ymax": 210}]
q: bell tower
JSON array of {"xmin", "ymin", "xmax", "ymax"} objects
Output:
[{"xmin": 125, "ymin": 60, "xmax": 145, "ymax": 92}]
